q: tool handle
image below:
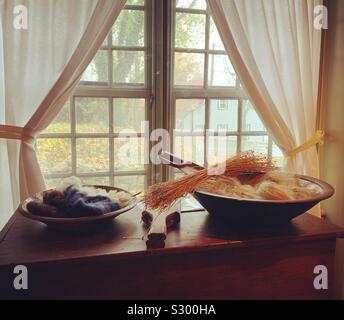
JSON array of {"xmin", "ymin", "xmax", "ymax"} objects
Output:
[{"xmin": 147, "ymin": 212, "xmax": 167, "ymax": 242}]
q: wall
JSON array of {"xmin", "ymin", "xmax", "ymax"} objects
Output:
[{"xmin": 321, "ymin": 0, "xmax": 344, "ymax": 299}]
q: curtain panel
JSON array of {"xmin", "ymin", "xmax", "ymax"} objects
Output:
[
  {"xmin": 0, "ymin": 0, "xmax": 126, "ymax": 230},
  {"xmin": 207, "ymin": 0, "xmax": 323, "ymax": 180}
]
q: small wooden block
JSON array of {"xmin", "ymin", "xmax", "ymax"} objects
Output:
[{"xmin": 146, "ymin": 239, "xmax": 166, "ymax": 249}]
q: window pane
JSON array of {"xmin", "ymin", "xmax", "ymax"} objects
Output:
[
  {"xmin": 209, "ymin": 99, "xmax": 238, "ymax": 132},
  {"xmin": 174, "ymin": 52, "xmax": 204, "ymax": 86},
  {"xmin": 272, "ymin": 142, "xmax": 284, "ymax": 167},
  {"xmin": 241, "ymin": 136, "xmax": 269, "ymax": 156},
  {"xmin": 114, "ymin": 98, "xmax": 145, "ymax": 133},
  {"xmin": 174, "ymin": 136, "xmax": 204, "ymax": 165},
  {"xmin": 113, "ymin": 50, "xmax": 145, "ymax": 85},
  {"xmin": 207, "ymin": 136, "xmax": 237, "ymax": 165},
  {"xmin": 81, "ymin": 176, "xmax": 110, "ymax": 186},
  {"xmin": 75, "ymin": 98, "xmax": 109, "ymax": 133},
  {"xmin": 208, "ymin": 54, "xmax": 236, "ymax": 87},
  {"xmin": 209, "ymin": 17, "xmax": 224, "ymax": 50},
  {"xmin": 37, "ymin": 138, "xmax": 72, "ymax": 175},
  {"xmin": 114, "ymin": 137, "xmax": 145, "ymax": 171},
  {"xmin": 242, "ymin": 100, "xmax": 266, "ymax": 132},
  {"xmin": 76, "ymin": 138, "xmax": 109, "ymax": 173},
  {"xmin": 176, "ymin": 0, "xmax": 206, "ymax": 10},
  {"xmin": 126, "ymin": 0, "xmax": 144, "ymax": 5},
  {"xmin": 43, "ymin": 101, "xmax": 70, "ymax": 134},
  {"xmin": 81, "ymin": 50, "xmax": 108, "ymax": 83},
  {"xmin": 114, "ymin": 175, "xmax": 145, "ymax": 193},
  {"xmin": 176, "ymin": 99, "xmax": 205, "ymax": 132},
  {"xmin": 175, "ymin": 13, "xmax": 206, "ymax": 49},
  {"xmin": 112, "ymin": 10, "xmax": 144, "ymax": 47},
  {"xmin": 45, "ymin": 178, "xmax": 63, "ymax": 190}
]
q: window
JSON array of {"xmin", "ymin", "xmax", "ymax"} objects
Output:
[
  {"xmin": 172, "ymin": 0, "xmax": 283, "ymax": 175},
  {"xmin": 37, "ymin": 0, "xmax": 151, "ymax": 192},
  {"xmin": 37, "ymin": 0, "xmax": 283, "ymax": 191}
]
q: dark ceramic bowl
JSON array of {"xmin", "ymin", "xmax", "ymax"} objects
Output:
[
  {"xmin": 193, "ymin": 175, "xmax": 334, "ymax": 225},
  {"xmin": 159, "ymin": 151, "xmax": 335, "ymax": 225}
]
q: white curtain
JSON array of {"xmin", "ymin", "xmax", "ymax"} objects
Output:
[
  {"xmin": 0, "ymin": 0, "xmax": 126, "ymax": 230},
  {"xmin": 208, "ymin": 0, "xmax": 322, "ymax": 179}
]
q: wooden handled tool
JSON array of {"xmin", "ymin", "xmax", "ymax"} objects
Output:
[{"xmin": 143, "ymin": 201, "xmax": 181, "ymax": 248}]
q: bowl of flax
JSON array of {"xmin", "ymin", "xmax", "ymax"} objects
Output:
[{"xmin": 144, "ymin": 152, "xmax": 334, "ymax": 225}]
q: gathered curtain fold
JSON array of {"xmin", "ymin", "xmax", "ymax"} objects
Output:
[
  {"xmin": 207, "ymin": 0, "xmax": 323, "ymax": 179},
  {"xmin": 0, "ymin": 0, "xmax": 126, "ymax": 230}
]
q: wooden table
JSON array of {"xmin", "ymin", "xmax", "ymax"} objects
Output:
[{"xmin": 0, "ymin": 206, "xmax": 343, "ymax": 300}]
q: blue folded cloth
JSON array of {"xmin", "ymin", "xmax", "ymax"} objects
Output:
[{"xmin": 63, "ymin": 187, "xmax": 121, "ymax": 217}]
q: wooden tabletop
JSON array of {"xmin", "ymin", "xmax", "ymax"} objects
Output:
[{"xmin": 1, "ymin": 205, "xmax": 344, "ymax": 267}]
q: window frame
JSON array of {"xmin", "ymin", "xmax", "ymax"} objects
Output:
[
  {"xmin": 37, "ymin": 0, "xmax": 154, "ymax": 190},
  {"xmin": 37, "ymin": 0, "xmax": 279, "ymax": 190}
]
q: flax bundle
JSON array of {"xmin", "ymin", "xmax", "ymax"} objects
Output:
[{"xmin": 144, "ymin": 152, "xmax": 275, "ymax": 210}]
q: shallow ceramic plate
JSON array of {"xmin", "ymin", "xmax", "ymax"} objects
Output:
[
  {"xmin": 193, "ymin": 175, "xmax": 334, "ymax": 225},
  {"xmin": 18, "ymin": 185, "xmax": 138, "ymax": 230}
]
